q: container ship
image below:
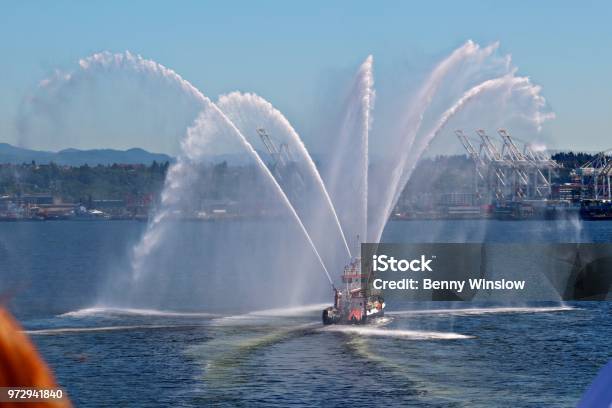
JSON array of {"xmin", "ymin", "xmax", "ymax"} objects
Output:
[
  {"xmin": 580, "ymin": 199, "xmax": 612, "ymax": 220},
  {"xmin": 322, "ymin": 257, "xmax": 385, "ymax": 325}
]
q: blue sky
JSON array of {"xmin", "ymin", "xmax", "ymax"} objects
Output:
[{"xmin": 1, "ymin": 0, "xmax": 611, "ymax": 152}]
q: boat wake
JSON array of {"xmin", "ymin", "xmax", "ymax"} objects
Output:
[
  {"xmin": 190, "ymin": 323, "xmax": 319, "ymax": 382},
  {"xmin": 387, "ymin": 305, "xmax": 575, "ymax": 316},
  {"xmin": 320, "ymin": 326, "xmax": 473, "ymax": 340}
]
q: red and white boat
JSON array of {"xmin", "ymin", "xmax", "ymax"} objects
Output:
[{"xmin": 322, "ymin": 257, "xmax": 385, "ymax": 325}]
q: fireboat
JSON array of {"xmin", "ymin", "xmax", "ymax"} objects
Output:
[{"xmin": 322, "ymin": 256, "xmax": 385, "ymax": 325}]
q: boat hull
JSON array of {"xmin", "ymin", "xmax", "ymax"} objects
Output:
[
  {"xmin": 324, "ymin": 256, "xmax": 385, "ymax": 325},
  {"xmin": 322, "ymin": 303, "xmax": 384, "ymax": 325}
]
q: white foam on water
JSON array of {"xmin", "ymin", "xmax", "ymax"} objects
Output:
[
  {"xmin": 387, "ymin": 305, "xmax": 575, "ymax": 316},
  {"xmin": 320, "ymin": 326, "xmax": 473, "ymax": 340},
  {"xmin": 369, "ymin": 316, "xmax": 393, "ymax": 326},
  {"xmin": 210, "ymin": 304, "xmax": 329, "ymax": 326},
  {"xmin": 248, "ymin": 303, "xmax": 331, "ymax": 317},
  {"xmin": 25, "ymin": 324, "xmax": 191, "ymax": 335},
  {"xmin": 59, "ymin": 307, "xmax": 216, "ymax": 318}
]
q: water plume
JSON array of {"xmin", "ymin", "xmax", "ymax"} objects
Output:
[
  {"xmin": 370, "ymin": 43, "xmax": 554, "ymax": 242},
  {"xmin": 324, "ymin": 55, "xmax": 375, "ymax": 248},
  {"xmin": 35, "ymin": 51, "xmax": 335, "ymax": 293},
  {"xmin": 22, "ymin": 43, "xmax": 557, "ymax": 312},
  {"xmin": 216, "ymin": 92, "xmax": 351, "ymax": 259},
  {"xmin": 385, "ymin": 75, "xmax": 554, "ymax": 234},
  {"xmin": 59, "ymin": 307, "xmax": 216, "ymax": 318},
  {"xmin": 20, "ymin": 51, "xmax": 206, "ymax": 154},
  {"xmin": 132, "ymin": 105, "xmax": 334, "ymax": 286},
  {"xmin": 368, "ymin": 41, "xmax": 497, "ymax": 241}
]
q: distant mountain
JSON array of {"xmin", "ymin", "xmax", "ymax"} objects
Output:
[
  {"xmin": 0, "ymin": 143, "xmax": 173, "ymax": 165},
  {"xmin": 0, "ymin": 142, "xmax": 329, "ymax": 167}
]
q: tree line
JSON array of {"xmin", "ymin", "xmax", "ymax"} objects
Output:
[{"xmin": 0, "ymin": 151, "xmax": 601, "ymax": 204}]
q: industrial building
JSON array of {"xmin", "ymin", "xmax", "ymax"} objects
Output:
[{"xmin": 450, "ymin": 128, "xmax": 612, "ymax": 219}]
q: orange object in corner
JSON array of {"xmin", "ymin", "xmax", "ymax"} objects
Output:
[{"xmin": 0, "ymin": 307, "xmax": 71, "ymax": 408}]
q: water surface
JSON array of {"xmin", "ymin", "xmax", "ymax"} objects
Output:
[{"xmin": 1, "ymin": 220, "xmax": 610, "ymax": 407}]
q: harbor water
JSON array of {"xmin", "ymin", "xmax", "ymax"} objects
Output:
[{"xmin": 1, "ymin": 220, "xmax": 610, "ymax": 407}]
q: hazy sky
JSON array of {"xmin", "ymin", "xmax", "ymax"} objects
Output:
[{"xmin": 1, "ymin": 1, "xmax": 610, "ymax": 153}]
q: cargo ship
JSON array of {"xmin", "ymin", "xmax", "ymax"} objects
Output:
[
  {"xmin": 580, "ymin": 199, "xmax": 612, "ymax": 220},
  {"xmin": 322, "ymin": 257, "xmax": 385, "ymax": 325}
]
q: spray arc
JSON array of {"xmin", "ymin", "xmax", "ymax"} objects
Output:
[{"xmin": 26, "ymin": 42, "xmax": 555, "ymax": 315}]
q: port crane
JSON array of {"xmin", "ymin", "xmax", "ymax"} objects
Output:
[
  {"xmin": 476, "ymin": 129, "xmax": 508, "ymax": 199},
  {"xmin": 498, "ymin": 129, "xmax": 556, "ymax": 198},
  {"xmin": 257, "ymin": 128, "xmax": 290, "ymax": 172},
  {"xmin": 574, "ymin": 149, "xmax": 612, "ymax": 200},
  {"xmin": 456, "ymin": 128, "xmax": 558, "ymax": 202},
  {"xmin": 256, "ymin": 127, "xmax": 305, "ymax": 192},
  {"xmin": 455, "ymin": 130, "xmax": 484, "ymax": 180},
  {"xmin": 455, "ymin": 130, "xmax": 499, "ymax": 200}
]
